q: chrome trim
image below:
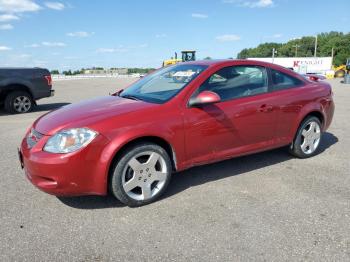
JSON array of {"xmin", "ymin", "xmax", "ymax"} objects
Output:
[{"xmin": 26, "ymin": 128, "xmax": 44, "ymax": 149}]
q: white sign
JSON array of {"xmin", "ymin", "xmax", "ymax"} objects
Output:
[
  {"xmin": 247, "ymin": 57, "xmax": 333, "ymax": 74},
  {"xmin": 173, "ymin": 71, "xmax": 196, "ymax": 77}
]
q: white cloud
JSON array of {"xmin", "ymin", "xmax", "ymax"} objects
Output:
[
  {"xmin": 96, "ymin": 43, "xmax": 147, "ymax": 53},
  {"xmin": 25, "ymin": 43, "xmax": 40, "ymax": 48},
  {"xmin": 33, "ymin": 60, "xmax": 48, "ymax": 66},
  {"xmin": 17, "ymin": 53, "xmax": 31, "ymax": 58},
  {"xmin": 26, "ymin": 42, "xmax": 66, "ymax": 48},
  {"xmin": 42, "ymin": 41, "xmax": 66, "ymax": 47},
  {"xmin": 272, "ymin": 33, "xmax": 282, "ymax": 38},
  {"xmin": 96, "ymin": 48, "xmax": 128, "ymax": 53},
  {"xmin": 248, "ymin": 0, "xmax": 273, "ymax": 8},
  {"xmin": 0, "ymin": 0, "xmax": 41, "ymax": 13},
  {"xmin": 96, "ymin": 48, "xmax": 115, "ymax": 53},
  {"xmin": 0, "ymin": 23, "xmax": 13, "ymax": 30},
  {"xmin": 155, "ymin": 33, "xmax": 167, "ymax": 38},
  {"xmin": 44, "ymin": 2, "xmax": 65, "ymax": 10},
  {"xmin": 216, "ymin": 34, "xmax": 241, "ymax": 42},
  {"xmin": 137, "ymin": 43, "xmax": 148, "ymax": 48},
  {"xmin": 223, "ymin": 0, "xmax": 274, "ymax": 8},
  {"xmin": 0, "ymin": 45, "xmax": 12, "ymax": 51},
  {"xmin": 0, "ymin": 14, "xmax": 19, "ymax": 22},
  {"xmin": 289, "ymin": 37, "xmax": 301, "ymax": 41},
  {"xmin": 2, "ymin": 53, "xmax": 32, "ymax": 67},
  {"xmin": 67, "ymin": 31, "xmax": 94, "ymax": 37},
  {"xmin": 64, "ymin": 56, "xmax": 78, "ymax": 60},
  {"xmin": 191, "ymin": 13, "xmax": 208, "ymax": 19},
  {"xmin": 264, "ymin": 33, "xmax": 282, "ymax": 39}
]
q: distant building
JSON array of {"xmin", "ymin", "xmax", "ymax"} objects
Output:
[
  {"xmin": 84, "ymin": 68, "xmax": 128, "ymax": 75},
  {"xmin": 247, "ymin": 57, "xmax": 333, "ymax": 74}
]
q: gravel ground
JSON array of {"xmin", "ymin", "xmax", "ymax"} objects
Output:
[{"xmin": 0, "ymin": 77, "xmax": 349, "ymax": 261}]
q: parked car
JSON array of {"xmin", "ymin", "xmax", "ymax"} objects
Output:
[
  {"xmin": 303, "ymin": 73, "xmax": 327, "ymax": 81},
  {"xmin": 0, "ymin": 68, "xmax": 54, "ymax": 113},
  {"xmin": 19, "ymin": 60, "xmax": 334, "ymax": 206}
]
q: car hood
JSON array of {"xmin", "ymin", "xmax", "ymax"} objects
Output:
[{"xmin": 34, "ymin": 96, "xmax": 155, "ymax": 135}]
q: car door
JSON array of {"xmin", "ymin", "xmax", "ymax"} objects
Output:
[
  {"xmin": 268, "ymin": 69, "xmax": 306, "ymax": 144},
  {"xmin": 183, "ymin": 65, "xmax": 279, "ymax": 166}
]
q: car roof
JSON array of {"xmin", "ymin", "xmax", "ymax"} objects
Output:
[
  {"xmin": 0, "ymin": 67, "xmax": 46, "ymax": 70},
  {"xmin": 184, "ymin": 59, "xmax": 278, "ymax": 67},
  {"xmin": 184, "ymin": 59, "xmax": 232, "ymax": 66},
  {"xmin": 183, "ymin": 59, "xmax": 307, "ymax": 82}
]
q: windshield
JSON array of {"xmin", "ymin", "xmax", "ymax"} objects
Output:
[{"xmin": 120, "ymin": 64, "xmax": 208, "ymax": 103}]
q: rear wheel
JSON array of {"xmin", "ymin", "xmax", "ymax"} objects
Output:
[
  {"xmin": 4, "ymin": 91, "xmax": 34, "ymax": 114},
  {"xmin": 334, "ymin": 69, "xmax": 345, "ymax": 78},
  {"xmin": 110, "ymin": 143, "xmax": 172, "ymax": 207},
  {"xmin": 289, "ymin": 116, "xmax": 322, "ymax": 158}
]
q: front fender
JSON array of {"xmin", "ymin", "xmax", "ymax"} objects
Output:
[{"xmin": 96, "ymin": 123, "xmax": 185, "ymax": 194}]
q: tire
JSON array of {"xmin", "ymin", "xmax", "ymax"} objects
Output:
[
  {"xmin": 4, "ymin": 91, "xmax": 34, "ymax": 114},
  {"xmin": 110, "ymin": 142, "xmax": 172, "ymax": 207},
  {"xmin": 334, "ymin": 69, "xmax": 345, "ymax": 78},
  {"xmin": 289, "ymin": 116, "xmax": 322, "ymax": 158}
]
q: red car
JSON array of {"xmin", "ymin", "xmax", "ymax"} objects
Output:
[{"xmin": 19, "ymin": 60, "xmax": 334, "ymax": 206}]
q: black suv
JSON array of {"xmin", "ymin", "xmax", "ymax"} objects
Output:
[{"xmin": 0, "ymin": 68, "xmax": 54, "ymax": 114}]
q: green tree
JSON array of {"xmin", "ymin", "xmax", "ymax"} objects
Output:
[
  {"xmin": 62, "ymin": 70, "xmax": 72, "ymax": 75},
  {"xmin": 237, "ymin": 31, "xmax": 350, "ymax": 66},
  {"xmin": 127, "ymin": 68, "xmax": 155, "ymax": 74}
]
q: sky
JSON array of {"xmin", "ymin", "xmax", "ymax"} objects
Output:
[{"xmin": 0, "ymin": 0, "xmax": 349, "ymax": 70}]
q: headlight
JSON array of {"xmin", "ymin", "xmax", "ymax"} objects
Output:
[{"xmin": 43, "ymin": 128, "xmax": 98, "ymax": 153}]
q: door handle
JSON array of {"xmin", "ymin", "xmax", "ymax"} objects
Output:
[{"xmin": 259, "ymin": 104, "xmax": 273, "ymax": 113}]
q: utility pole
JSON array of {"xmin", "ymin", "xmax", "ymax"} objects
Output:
[
  {"xmin": 293, "ymin": 44, "xmax": 300, "ymax": 57},
  {"xmin": 272, "ymin": 48, "xmax": 277, "ymax": 63},
  {"xmin": 314, "ymin": 35, "xmax": 318, "ymax": 58},
  {"xmin": 331, "ymin": 47, "xmax": 334, "ymax": 67}
]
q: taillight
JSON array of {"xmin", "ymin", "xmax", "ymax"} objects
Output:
[
  {"xmin": 45, "ymin": 75, "xmax": 52, "ymax": 86},
  {"xmin": 309, "ymin": 76, "xmax": 319, "ymax": 81}
]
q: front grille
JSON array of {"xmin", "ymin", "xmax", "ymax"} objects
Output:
[{"xmin": 26, "ymin": 128, "xmax": 44, "ymax": 149}]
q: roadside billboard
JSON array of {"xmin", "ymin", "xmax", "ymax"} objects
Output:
[{"xmin": 247, "ymin": 57, "xmax": 333, "ymax": 74}]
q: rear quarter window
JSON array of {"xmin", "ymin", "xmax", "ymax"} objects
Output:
[
  {"xmin": 34, "ymin": 69, "xmax": 50, "ymax": 77},
  {"xmin": 271, "ymin": 69, "xmax": 304, "ymax": 91}
]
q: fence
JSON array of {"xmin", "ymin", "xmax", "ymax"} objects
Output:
[{"xmin": 52, "ymin": 74, "xmax": 140, "ymax": 81}]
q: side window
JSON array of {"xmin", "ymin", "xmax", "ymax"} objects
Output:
[
  {"xmin": 197, "ymin": 66, "xmax": 268, "ymax": 101},
  {"xmin": 271, "ymin": 69, "xmax": 303, "ymax": 91}
]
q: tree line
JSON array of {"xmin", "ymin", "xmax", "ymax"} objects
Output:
[
  {"xmin": 51, "ymin": 67, "xmax": 155, "ymax": 75},
  {"xmin": 237, "ymin": 31, "xmax": 350, "ymax": 66}
]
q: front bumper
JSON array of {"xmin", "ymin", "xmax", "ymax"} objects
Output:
[{"xmin": 19, "ymin": 132, "xmax": 110, "ymax": 196}]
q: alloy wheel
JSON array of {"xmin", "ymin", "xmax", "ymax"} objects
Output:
[
  {"xmin": 300, "ymin": 121, "xmax": 321, "ymax": 154},
  {"xmin": 121, "ymin": 151, "xmax": 168, "ymax": 201},
  {"xmin": 13, "ymin": 96, "xmax": 32, "ymax": 113}
]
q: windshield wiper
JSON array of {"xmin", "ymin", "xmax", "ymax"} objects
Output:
[{"xmin": 120, "ymin": 94, "xmax": 143, "ymax": 101}]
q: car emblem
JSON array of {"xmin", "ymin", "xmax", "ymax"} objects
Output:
[{"xmin": 30, "ymin": 133, "xmax": 38, "ymax": 142}]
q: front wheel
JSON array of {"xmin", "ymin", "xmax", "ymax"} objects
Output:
[
  {"xmin": 110, "ymin": 143, "xmax": 172, "ymax": 207},
  {"xmin": 289, "ymin": 116, "xmax": 322, "ymax": 158}
]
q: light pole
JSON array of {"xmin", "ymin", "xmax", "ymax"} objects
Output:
[
  {"xmin": 272, "ymin": 48, "xmax": 277, "ymax": 63},
  {"xmin": 314, "ymin": 35, "xmax": 318, "ymax": 58},
  {"xmin": 293, "ymin": 44, "xmax": 300, "ymax": 57}
]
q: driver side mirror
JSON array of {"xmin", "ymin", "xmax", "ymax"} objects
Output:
[{"xmin": 189, "ymin": 91, "xmax": 221, "ymax": 107}]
